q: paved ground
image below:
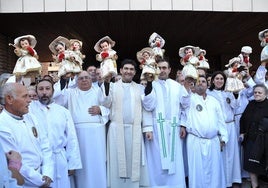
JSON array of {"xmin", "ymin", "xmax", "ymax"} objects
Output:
[{"xmin": 241, "ymin": 178, "xmax": 268, "ymax": 188}]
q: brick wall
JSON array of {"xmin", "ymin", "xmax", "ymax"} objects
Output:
[{"xmin": 0, "ymin": 34, "xmax": 17, "ymax": 74}]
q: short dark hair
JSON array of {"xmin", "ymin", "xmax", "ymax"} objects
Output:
[
  {"xmin": 36, "ymin": 79, "xmax": 54, "ymax": 92},
  {"xmin": 156, "ymin": 57, "xmax": 170, "ymax": 68},
  {"xmin": 121, "ymin": 59, "xmax": 137, "ymax": 69}
]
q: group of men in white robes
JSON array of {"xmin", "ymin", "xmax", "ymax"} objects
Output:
[{"xmin": 3, "ymin": 56, "xmax": 266, "ymax": 188}]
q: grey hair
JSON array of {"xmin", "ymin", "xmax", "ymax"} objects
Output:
[
  {"xmin": 253, "ymin": 84, "xmax": 268, "ymax": 96},
  {"xmin": 1, "ymin": 83, "xmax": 17, "ymax": 105},
  {"xmin": 75, "ymin": 71, "xmax": 92, "ymax": 83},
  {"xmin": 0, "ymin": 73, "xmax": 13, "ymax": 87}
]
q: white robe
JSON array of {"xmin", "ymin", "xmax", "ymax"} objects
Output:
[
  {"xmin": 101, "ymin": 80, "xmax": 152, "ymax": 188},
  {"xmin": 29, "ymin": 101, "xmax": 82, "ymax": 188},
  {"xmin": 0, "ymin": 143, "xmax": 22, "ymax": 188},
  {"xmin": 186, "ymin": 93, "xmax": 228, "ymax": 188},
  {"xmin": 53, "ymin": 82, "xmax": 109, "ymax": 188},
  {"xmin": 207, "ymin": 89, "xmax": 242, "ymax": 186},
  {"xmin": 142, "ymin": 79, "xmax": 189, "ymax": 188},
  {"xmin": 0, "ymin": 110, "xmax": 54, "ymax": 188},
  {"xmin": 254, "ymin": 65, "xmax": 268, "ymax": 88}
]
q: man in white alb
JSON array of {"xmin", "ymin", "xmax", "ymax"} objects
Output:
[
  {"xmin": 53, "ymin": 70, "xmax": 109, "ymax": 188},
  {"xmin": 29, "ymin": 79, "xmax": 82, "ymax": 188}
]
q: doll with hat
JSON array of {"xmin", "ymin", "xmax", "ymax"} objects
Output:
[
  {"xmin": 94, "ymin": 36, "xmax": 118, "ymax": 79},
  {"xmin": 178, "ymin": 45, "xmax": 200, "ymax": 80},
  {"xmin": 197, "ymin": 49, "xmax": 210, "ymax": 70},
  {"xmin": 238, "ymin": 46, "xmax": 252, "ymax": 68},
  {"xmin": 148, "ymin": 32, "xmax": 165, "ymax": 60},
  {"xmin": 9, "ymin": 35, "xmax": 42, "ymax": 82},
  {"xmin": 49, "ymin": 36, "xmax": 82, "ymax": 78},
  {"xmin": 258, "ymin": 29, "xmax": 268, "ymax": 63},
  {"xmin": 224, "ymin": 57, "xmax": 245, "ymax": 92},
  {"xmin": 69, "ymin": 39, "xmax": 86, "ymax": 60},
  {"xmin": 136, "ymin": 47, "xmax": 159, "ymax": 80}
]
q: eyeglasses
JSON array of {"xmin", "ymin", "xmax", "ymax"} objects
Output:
[{"xmin": 78, "ymin": 76, "xmax": 90, "ymax": 81}]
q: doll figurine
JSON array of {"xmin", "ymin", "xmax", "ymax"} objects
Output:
[
  {"xmin": 10, "ymin": 35, "xmax": 42, "ymax": 80},
  {"xmin": 178, "ymin": 45, "xmax": 200, "ymax": 80},
  {"xmin": 136, "ymin": 47, "xmax": 159, "ymax": 80},
  {"xmin": 258, "ymin": 29, "xmax": 268, "ymax": 63},
  {"xmin": 94, "ymin": 36, "xmax": 118, "ymax": 79},
  {"xmin": 197, "ymin": 49, "xmax": 210, "ymax": 70},
  {"xmin": 224, "ymin": 57, "xmax": 245, "ymax": 92},
  {"xmin": 148, "ymin": 32, "xmax": 165, "ymax": 60},
  {"xmin": 238, "ymin": 46, "xmax": 252, "ymax": 68},
  {"xmin": 49, "ymin": 36, "xmax": 82, "ymax": 78},
  {"xmin": 69, "ymin": 39, "xmax": 86, "ymax": 60}
]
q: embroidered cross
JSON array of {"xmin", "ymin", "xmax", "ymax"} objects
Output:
[
  {"xmin": 170, "ymin": 117, "xmax": 177, "ymax": 162},
  {"xmin": 157, "ymin": 112, "xmax": 167, "ymax": 158}
]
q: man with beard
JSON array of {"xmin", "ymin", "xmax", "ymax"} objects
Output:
[
  {"xmin": 185, "ymin": 75, "xmax": 228, "ymax": 188},
  {"xmin": 29, "ymin": 79, "xmax": 82, "ymax": 188}
]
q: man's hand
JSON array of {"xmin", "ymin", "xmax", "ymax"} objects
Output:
[
  {"xmin": 6, "ymin": 150, "xmax": 22, "ymax": 171},
  {"xmin": 145, "ymin": 132, "xmax": 153, "ymax": 141},
  {"xmin": 68, "ymin": 170, "xmax": 75, "ymax": 176},
  {"xmin": 220, "ymin": 141, "xmax": 225, "ymax": 152},
  {"xmin": 41, "ymin": 176, "xmax": 52, "ymax": 187},
  {"xmin": 88, "ymin": 106, "xmax": 101, "ymax": 115},
  {"xmin": 104, "ymin": 73, "xmax": 112, "ymax": 83},
  {"xmin": 180, "ymin": 126, "xmax": 187, "ymax": 138},
  {"xmin": 144, "ymin": 73, "xmax": 154, "ymax": 82}
]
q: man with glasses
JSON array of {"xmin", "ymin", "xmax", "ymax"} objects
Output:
[{"xmin": 53, "ymin": 71, "xmax": 109, "ymax": 188}]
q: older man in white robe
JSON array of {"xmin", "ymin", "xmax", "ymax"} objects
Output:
[
  {"xmin": 142, "ymin": 59, "xmax": 190, "ymax": 188},
  {"xmin": 186, "ymin": 76, "xmax": 228, "ymax": 188},
  {"xmin": 53, "ymin": 70, "xmax": 109, "ymax": 188},
  {"xmin": 29, "ymin": 79, "xmax": 82, "ymax": 188},
  {"xmin": 0, "ymin": 83, "xmax": 54, "ymax": 188}
]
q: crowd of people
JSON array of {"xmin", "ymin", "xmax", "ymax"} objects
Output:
[{"xmin": 0, "ymin": 29, "xmax": 268, "ymax": 188}]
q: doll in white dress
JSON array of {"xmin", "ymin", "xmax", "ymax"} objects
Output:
[
  {"xmin": 179, "ymin": 45, "xmax": 200, "ymax": 80},
  {"xmin": 136, "ymin": 47, "xmax": 159, "ymax": 80},
  {"xmin": 258, "ymin": 29, "xmax": 268, "ymax": 63},
  {"xmin": 224, "ymin": 57, "xmax": 245, "ymax": 92},
  {"xmin": 49, "ymin": 36, "xmax": 82, "ymax": 78},
  {"xmin": 238, "ymin": 46, "xmax": 252, "ymax": 69},
  {"xmin": 197, "ymin": 49, "xmax": 210, "ymax": 70},
  {"xmin": 94, "ymin": 36, "xmax": 118, "ymax": 79},
  {"xmin": 148, "ymin": 32, "xmax": 165, "ymax": 60},
  {"xmin": 11, "ymin": 35, "xmax": 42, "ymax": 80},
  {"xmin": 70, "ymin": 39, "xmax": 86, "ymax": 60}
]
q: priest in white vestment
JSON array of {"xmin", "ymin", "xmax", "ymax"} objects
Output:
[
  {"xmin": 29, "ymin": 79, "xmax": 82, "ymax": 188},
  {"xmin": 0, "ymin": 83, "xmax": 54, "ymax": 188},
  {"xmin": 185, "ymin": 76, "xmax": 228, "ymax": 188},
  {"xmin": 53, "ymin": 71, "xmax": 109, "ymax": 188},
  {"xmin": 101, "ymin": 59, "xmax": 153, "ymax": 188},
  {"xmin": 142, "ymin": 59, "xmax": 190, "ymax": 188}
]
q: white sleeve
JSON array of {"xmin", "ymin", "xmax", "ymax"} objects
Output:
[{"xmin": 64, "ymin": 111, "xmax": 82, "ymax": 170}]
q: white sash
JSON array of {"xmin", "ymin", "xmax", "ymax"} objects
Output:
[{"xmin": 113, "ymin": 80, "xmax": 142, "ymax": 181}]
